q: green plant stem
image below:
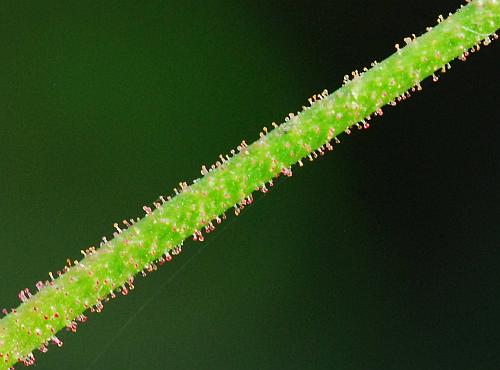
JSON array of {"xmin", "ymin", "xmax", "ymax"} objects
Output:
[{"xmin": 0, "ymin": 1, "xmax": 498, "ymax": 368}]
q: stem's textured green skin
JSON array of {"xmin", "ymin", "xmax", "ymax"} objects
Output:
[{"xmin": 0, "ymin": 1, "xmax": 498, "ymax": 368}]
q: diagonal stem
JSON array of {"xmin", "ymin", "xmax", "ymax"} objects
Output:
[{"xmin": 0, "ymin": 1, "xmax": 498, "ymax": 368}]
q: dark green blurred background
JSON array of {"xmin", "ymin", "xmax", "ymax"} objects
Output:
[{"xmin": 0, "ymin": 1, "xmax": 498, "ymax": 369}]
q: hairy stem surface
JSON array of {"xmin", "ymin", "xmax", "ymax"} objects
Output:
[{"xmin": 0, "ymin": 1, "xmax": 498, "ymax": 368}]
